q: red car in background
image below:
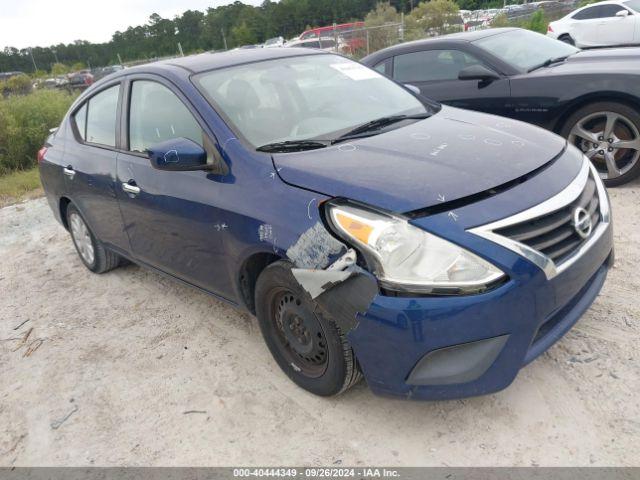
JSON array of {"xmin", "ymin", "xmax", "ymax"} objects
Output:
[
  {"xmin": 67, "ymin": 70, "xmax": 94, "ymax": 90},
  {"xmin": 299, "ymin": 22, "xmax": 366, "ymax": 52}
]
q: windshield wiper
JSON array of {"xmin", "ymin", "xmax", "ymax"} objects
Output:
[
  {"xmin": 332, "ymin": 113, "xmax": 431, "ymax": 144},
  {"xmin": 527, "ymin": 55, "xmax": 572, "ymax": 73},
  {"xmin": 256, "ymin": 140, "xmax": 328, "ymax": 153}
]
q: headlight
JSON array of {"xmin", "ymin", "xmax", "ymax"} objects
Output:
[{"xmin": 326, "ymin": 202, "xmax": 505, "ymax": 294}]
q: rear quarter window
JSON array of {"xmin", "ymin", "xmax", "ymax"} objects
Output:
[{"xmin": 73, "ymin": 104, "xmax": 88, "ymax": 141}]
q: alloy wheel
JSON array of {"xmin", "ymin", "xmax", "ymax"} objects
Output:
[
  {"xmin": 569, "ymin": 111, "xmax": 640, "ymax": 180},
  {"xmin": 69, "ymin": 212, "xmax": 95, "ymax": 265}
]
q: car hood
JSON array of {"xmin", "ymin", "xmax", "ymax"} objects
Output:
[
  {"xmin": 570, "ymin": 47, "xmax": 640, "ymax": 62},
  {"xmin": 537, "ymin": 47, "xmax": 640, "ymax": 75},
  {"xmin": 273, "ymin": 106, "xmax": 566, "ymax": 213}
]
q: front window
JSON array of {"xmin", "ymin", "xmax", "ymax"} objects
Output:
[
  {"xmin": 128, "ymin": 80, "xmax": 203, "ymax": 153},
  {"xmin": 393, "ymin": 50, "xmax": 483, "ymax": 83},
  {"xmin": 599, "ymin": 4, "xmax": 630, "ymax": 16},
  {"xmin": 194, "ymin": 54, "xmax": 431, "ymax": 148},
  {"xmin": 572, "ymin": 5, "xmax": 603, "ymax": 19},
  {"xmin": 474, "ymin": 29, "xmax": 579, "ymax": 72}
]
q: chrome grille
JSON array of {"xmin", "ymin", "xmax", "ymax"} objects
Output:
[
  {"xmin": 468, "ymin": 159, "xmax": 611, "ymax": 280},
  {"xmin": 494, "ymin": 172, "xmax": 601, "ymax": 265}
]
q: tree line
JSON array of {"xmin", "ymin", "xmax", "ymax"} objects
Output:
[{"xmin": 0, "ymin": 0, "xmax": 504, "ymax": 74}]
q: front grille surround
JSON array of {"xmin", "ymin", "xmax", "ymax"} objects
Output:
[{"xmin": 468, "ymin": 159, "xmax": 610, "ymax": 280}]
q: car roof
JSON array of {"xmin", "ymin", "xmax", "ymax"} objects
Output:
[
  {"xmin": 117, "ymin": 47, "xmax": 325, "ymax": 77},
  {"xmin": 402, "ymin": 27, "xmax": 520, "ymax": 45},
  {"xmin": 361, "ymin": 28, "xmax": 519, "ymax": 63}
]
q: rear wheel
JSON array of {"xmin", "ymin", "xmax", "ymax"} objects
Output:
[
  {"xmin": 561, "ymin": 101, "xmax": 640, "ymax": 186},
  {"xmin": 66, "ymin": 204, "xmax": 121, "ymax": 273},
  {"xmin": 255, "ymin": 261, "xmax": 362, "ymax": 396},
  {"xmin": 558, "ymin": 34, "xmax": 575, "ymax": 46}
]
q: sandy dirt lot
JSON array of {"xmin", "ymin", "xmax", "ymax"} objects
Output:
[{"xmin": 1, "ymin": 181, "xmax": 639, "ymax": 467}]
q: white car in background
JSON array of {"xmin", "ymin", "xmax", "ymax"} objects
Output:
[
  {"xmin": 548, "ymin": 0, "xmax": 640, "ymax": 47},
  {"xmin": 264, "ymin": 36, "xmax": 286, "ymax": 48},
  {"xmin": 285, "ymin": 37, "xmax": 347, "ymax": 53}
]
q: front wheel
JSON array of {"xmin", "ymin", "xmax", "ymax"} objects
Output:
[
  {"xmin": 561, "ymin": 102, "xmax": 640, "ymax": 186},
  {"xmin": 254, "ymin": 261, "xmax": 362, "ymax": 396}
]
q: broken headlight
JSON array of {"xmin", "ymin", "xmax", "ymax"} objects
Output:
[{"xmin": 326, "ymin": 202, "xmax": 505, "ymax": 294}]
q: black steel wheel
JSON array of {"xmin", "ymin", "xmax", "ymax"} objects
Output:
[
  {"xmin": 273, "ymin": 290, "xmax": 329, "ymax": 378},
  {"xmin": 255, "ymin": 260, "xmax": 362, "ymax": 396}
]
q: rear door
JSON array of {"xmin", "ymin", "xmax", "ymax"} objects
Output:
[
  {"xmin": 115, "ymin": 75, "xmax": 233, "ymax": 298},
  {"xmin": 63, "ymin": 82, "xmax": 129, "ymax": 251},
  {"xmin": 389, "ymin": 48, "xmax": 511, "ymax": 116}
]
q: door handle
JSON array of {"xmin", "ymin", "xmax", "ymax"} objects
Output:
[
  {"xmin": 63, "ymin": 166, "xmax": 75, "ymax": 178},
  {"xmin": 122, "ymin": 181, "xmax": 141, "ymax": 195}
]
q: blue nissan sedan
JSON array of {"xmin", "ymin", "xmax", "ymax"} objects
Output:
[{"xmin": 38, "ymin": 48, "xmax": 613, "ymax": 400}]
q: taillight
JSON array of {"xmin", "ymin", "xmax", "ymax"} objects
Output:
[
  {"xmin": 548, "ymin": 25, "xmax": 553, "ymax": 33},
  {"xmin": 37, "ymin": 146, "xmax": 48, "ymax": 164}
]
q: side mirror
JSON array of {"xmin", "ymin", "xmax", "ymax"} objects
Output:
[
  {"xmin": 147, "ymin": 137, "xmax": 208, "ymax": 171},
  {"xmin": 458, "ymin": 64, "xmax": 500, "ymax": 82},
  {"xmin": 616, "ymin": 9, "xmax": 629, "ymax": 17},
  {"xmin": 404, "ymin": 84, "xmax": 421, "ymax": 94}
]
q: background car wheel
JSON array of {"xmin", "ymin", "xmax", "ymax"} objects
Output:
[
  {"xmin": 558, "ymin": 34, "xmax": 575, "ymax": 46},
  {"xmin": 561, "ymin": 101, "xmax": 640, "ymax": 186},
  {"xmin": 66, "ymin": 204, "xmax": 122, "ymax": 273},
  {"xmin": 255, "ymin": 260, "xmax": 362, "ymax": 396}
]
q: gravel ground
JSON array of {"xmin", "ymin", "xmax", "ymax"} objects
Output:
[{"xmin": 1, "ymin": 181, "xmax": 639, "ymax": 467}]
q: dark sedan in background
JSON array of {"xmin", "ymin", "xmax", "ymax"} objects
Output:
[{"xmin": 362, "ymin": 28, "xmax": 640, "ymax": 186}]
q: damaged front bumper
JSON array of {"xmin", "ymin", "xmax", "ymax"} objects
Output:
[{"xmin": 346, "ymin": 222, "xmax": 613, "ymax": 401}]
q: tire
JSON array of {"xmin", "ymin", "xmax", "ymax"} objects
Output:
[
  {"xmin": 558, "ymin": 34, "xmax": 575, "ymax": 46},
  {"xmin": 560, "ymin": 101, "xmax": 640, "ymax": 187},
  {"xmin": 255, "ymin": 260, "xmax": 362, "ymax": 396},
  {"xmin": 66, "ymin": 204, "xmax": 121, "ymax": 274}
]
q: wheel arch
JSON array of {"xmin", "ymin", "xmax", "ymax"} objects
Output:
[
  {"xmin": 553, "ymin": 92, "xmax": 640, "ymax": 134},
  {"xmin": 59, "ymin": 196, "xmax": 71, "ymax": 230},
  {"xmin": 238, "ymin": 251, "xmax": 283, "ymax": 314}
]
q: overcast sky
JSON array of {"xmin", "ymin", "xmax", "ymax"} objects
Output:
[{"xmin": 0, "ymin": 0, "xmax": 265, "ymax": 50}]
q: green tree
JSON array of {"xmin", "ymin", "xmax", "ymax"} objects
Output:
[
  {"xmin": 363, "ymin": 2, "xmax": 401, "ymax": 55},
  {"xmin": 231, "ymin": 22, "xmax": 256, "ymax": 46},
  {"xmin": 490, "ymin": 13, "xmax": 510, "ymax": 27},
  {"xmin": 70, "ymin": 62, "xmax": 86, "ymax": 72},
  {"xmin": 51, "ymin": 63, "xmax": 69, "ymax": 76},
  {"xmin": 526, "ymin": 10, "xmax": 548, "ymax": 34},
  {"xmin": 405, "ymin": 0, "xmax": 461, "ymax": 40}
]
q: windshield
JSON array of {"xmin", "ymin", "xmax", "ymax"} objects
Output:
[
  {"xmin": 193, "ymin": 54, "xmax": 432, "ymax": 148},
  {"xmin": 474, "ymin": 29, "xmax": 579, "ymax": 72},
  {"xmin": 624, "ymin": 0, "xmax": 640, "ymax": 11}
]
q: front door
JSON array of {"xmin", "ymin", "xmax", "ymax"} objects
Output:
[
  {"xmin": 596, "ymin": 4, "xmax": 636, "ymax": 45},
  {"xmin": 115, "ymin": 76, "xmax": 233, "ymax": 298},
  {"xmin": 391, "ymin": 48, "xmax": 511, "ymax": 116}
]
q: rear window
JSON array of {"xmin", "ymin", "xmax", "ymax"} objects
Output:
[
  {"xmin": 82, "ymin": 85, "xmax": 120, "ymax": 147},
  {"xmin": 73, "ymin": 104, "xmax": 87, "ymax": 141}
]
